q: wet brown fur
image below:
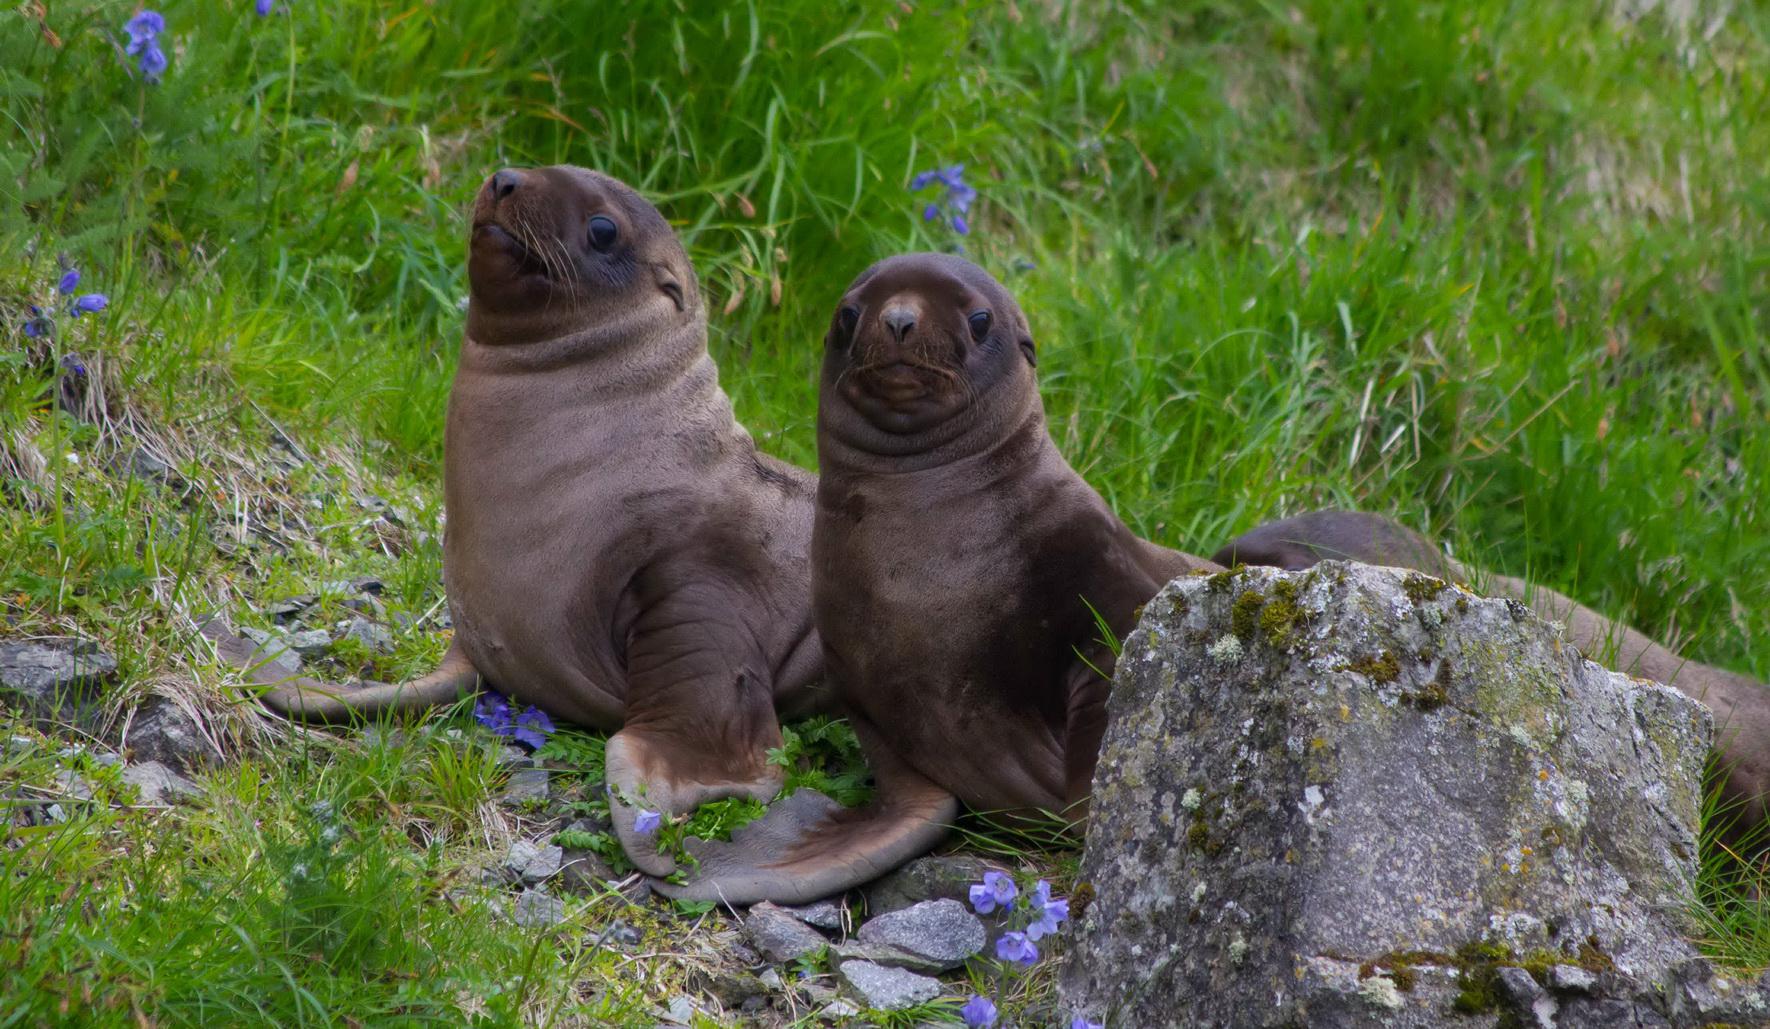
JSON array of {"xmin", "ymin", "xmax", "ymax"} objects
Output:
[{"xmin": 212, "ymin": 167, "xmax": 825, "ymax": 874}]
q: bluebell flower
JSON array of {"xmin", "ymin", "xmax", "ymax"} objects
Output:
[
  {"xmin": 124, "ymin": 11, "xmax": 169, "ymax": 82},
  {"xmin": 60, "ymin": 355, "xmax": 87, "ymax": 377},
  {"xmin": 70, "ymin": 294, "xmax": 108, "ymax": 317},
  {"xmin": 57, "ymin": 268, "xmax": 79, "ymax": 295},
  {"xmin": 995, "ymin": 930, "xmax": 1038, "ymax": 966},
  {"xmin": 474, "ymin": 692, "xmax": 513, "ymax": 732},
  {"xmin": 22, "ymin": 305, "xmax": 51, "ymax": 338},
  {"xmin": 960, "ymin": 995, "xmax": 998, "ymax": 1028},
  {"xmin": 256, "ymin": 0, "xmax": 277, "ymax": 13},
  {"xmin": 124, "ymin": 10, "xmax": 165, "ymax": 50},
  {"xmin": 137, "ymin": 45, "xmax": 168, "ymax": 82},
  {"xmin": 968, "ymin": 870, "xmax": 1017, "ymax": 914},
  {"xmin": 1070, "ymin": 1018, "xmax": 1103, "ymax": 1029},
  {"xmin": 1024, "ymin": 879, "xmax": 1070, "ymax": 940},
  {"xmin": 910, "ymin": 164, "xmax": 977, "ymax": 235},
  {"xmin": 512, "ymin": 706, "xmax": 554, "ymax": 749},
  {"xmin": 633, "ymin": 809, "xmax": 661, "ymax": 834}
]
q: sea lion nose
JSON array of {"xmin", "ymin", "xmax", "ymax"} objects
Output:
[
  {"xmin": 881, "ymin": 305, "xmax": 917, "ymax": 343},
  {"xmin": 489, "ymin": 169, "xmax": 523, "ymax": 202}
]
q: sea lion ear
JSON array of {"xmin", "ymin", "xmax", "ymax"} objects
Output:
[{"xmin": 1018, "ymin": 335, "xmax": 1036, "ymax": 367}]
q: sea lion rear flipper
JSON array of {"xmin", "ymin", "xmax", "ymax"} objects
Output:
[
  {"xmin": 653, "ymin": 729, "xmax": 959, "ymax": 907},
  {"xmin": 199, "ymin": 616, "xmax": 481, "ymax": 721}
]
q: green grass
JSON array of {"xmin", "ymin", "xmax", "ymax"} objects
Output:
[{"xmin": 3, "ymin": 0, "xmax": 1768, "ymax": 1023}]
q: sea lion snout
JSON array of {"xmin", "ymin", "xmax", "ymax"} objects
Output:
[
  {"xmin": 488, "ymin": 168, "xmax": 522, "ymax": 201},
  {"xmin": 881, "ymin": 302, "xmax": 919, "ymax": 343}
]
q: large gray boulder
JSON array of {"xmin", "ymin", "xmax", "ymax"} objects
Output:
[{"xmin": 1061, "ymin": 562, "xmax": 1738, "ymax": 1028}]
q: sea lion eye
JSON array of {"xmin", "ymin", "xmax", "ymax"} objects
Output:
[
  {"xmin": 968, "ymin": 310, "xmax": 992, "ymax": 342},
  {"xmin": 587, "ymin": 215, "xmax": 618, "ymax": 251},
  {"xmin": 838, "ymin": 306, "xmax": 860, "ymax": 335}
]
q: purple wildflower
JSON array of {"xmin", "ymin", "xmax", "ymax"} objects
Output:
[
  {"xmin": 633, "ymin": 809, "xmax": 661, "ymax": 835},
  {"xmin": 57, "ymin": 268, "xmax": 80, "ymax": 295},
  {"xmin": 1025, "ymin": 879, "xmax": 1070, "ymax": 941},
  {"xmin": 995, "ymin": 930, "xmax": 1038, "ymax": 966},
  {"xmin": 124, "ymin": 11, "xmax": 169, "ymax": 83},
  {"xmin": 124, "ymin": 10, "xmax": 165, "ymax": 49},
  {"xmin": 137, "ymin": 45, "xmax": 168, "ymax": 82},
  {"xmin": 474, "ymin": 692, "xmax": 512, "ymax": 732},
  {"xmin": 1070, "ymin": 1019, "xmax": 1104, "ymax": 1029},
  {"xmin": 960, "ymin": 995, "xmax": 998, "ymax": 1028},
  {"xmin": 22, "ymin": 305, "xmax": 51, "ymax": 338},
  {"xmin": 968, "ymin": 870, "xmax": 1017, "ymax": 914},
  {"xmin": 256, "ymin": 0, "xmax": 277, "ymax": 13},
  {"xmin": 910, "ymin": 164, "xmax": 977, "ymax": 235},
  {"xmin": 511, "ymin": 706, "xmax": 554, "ymax": 749},
  {"xmin": 60, "ymin": 355, "xmax": 87, "ymax": 377},
  {"xmin": 70, "ymin": 294, "xmax": 108, "ymax": 317}
]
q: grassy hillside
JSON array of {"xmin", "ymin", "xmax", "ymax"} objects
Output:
[{"xmin": 2, "ymin": 1, "xmax": 1767, "ymax": 1024}]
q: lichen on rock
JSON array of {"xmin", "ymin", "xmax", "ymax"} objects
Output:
[{"xmin": 1061, "ymin": 562, "xmax": 1726, "ymax": 1027}]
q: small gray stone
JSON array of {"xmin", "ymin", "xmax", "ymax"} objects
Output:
[
  {"xmin": 120, "ymin": 760, "xmax": 201, "ymax": 804},
  {"xmin": 863, "ymin": 854, "xmax": 1004, "ymax": 917},
  {"xmin": 283, "ymin": 629, "xmax": 333, "ymax": 658},
  {"xmin": 0, "ymin": 639, "xmax": 119, "ymax": 724},
  {"xmin": 121, "ymin": 696, "xmax": 215, "ymax": 771},
  {"xmin": 340, "ymin": 617, "xmax": 393, "ymax": 654},
  {"xmin": 855, "ymin": 898, "xmax": 984, "ymax": 971},
  {"xmin": 818, "ymin": 999, "xmax": 860, "ymax": 1020},
  {"xmin": 265, "ymin": 596, "xmax": 316, "ymax": 623},
  {"xmin": 1550, "ymin": 964, "xmax": 1598, "ymax": 993},
  {"xmin": 556, "ymin": 848, "xmax": 617, "ymax": 894},
  {"xmin": 239, "ymin": 627, "xmax": 302, "ymax": 677},
  {"xmin": 836, "ymin": 960, "xmax": 940, "ymax": 1011},
  {"xmin": 89, "ymin": 750, "xmax": 123, "ymax": 769},
  {"xmin": 743, "ymin": 901, "xmax": 830, "ymax": 964},
  {"xmin": 830, "ymin": 940, "xmax": 948, "ymax": 976},
  {"xmin": 782, "ymin": 898, "xmax": 847, "ymax": 931},
  {"xmin": 53, "ymin": 768, "xmax": 94, "ymax": 801},
  {"xmin": 664, "ymin": 995, "xmax": 698, "ymax": 1024},
  {"xmin": 500, "ymin": 767, "xmax": 550, "ymax": 807},
  {"xmin": 512, "ymin": 888, "xmax": 566, "ymax": 928},
  {"xmin": 504, "ymin": 840, "xmax": 563, "ymax": 883}
]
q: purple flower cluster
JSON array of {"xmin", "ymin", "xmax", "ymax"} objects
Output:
[
  {"xmin": 472, "ymin": 690, "xmax": 555, "ymax": 749},
  {"xmin": 963, "ymin": 871, "xmax": 1093, "ymax": 1025},
  {"xmin": 910, "ymin": 164, "xmax": 977, "ymax": 235},
  {"xmin": 21, "ymin": 262, "xmax": 109, "ymax": 339},
  {"xmin": 124, "ymin": 11, "xmax": 169, "ymax": 83}
]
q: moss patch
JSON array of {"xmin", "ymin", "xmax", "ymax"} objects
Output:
[
  {"xmin": 1257, "ymin": 577, "xmax": 1306, "ymax": 648},
  {"xmin": 1403, "ymin": 573, "xmax": 1449, "ymax": 604},
  {"xmin": 1231, "ymin": 589, "xmax": 1266, "ymax": 640},
  {"xmin": 1347, "ymin": 650, "xmax": 1401, "ymax": 684}
]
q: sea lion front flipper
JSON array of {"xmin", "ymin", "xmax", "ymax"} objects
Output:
[
  {"xmin": 200, "ymin": 616, "xmax": 482, "ymax": 721},
  {"xmin": 654, "ymin": 726, "xmax": 959, "ymax": 907}
]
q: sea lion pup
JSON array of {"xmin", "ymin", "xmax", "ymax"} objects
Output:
[
  {"xmin": 662, "ymin": 253, "xmax": 1219, "ymax": 905},
  {"xmin": 205, "ymin": 166, "xmax": 824, "ymax": 874},
  {"xmin": 1212, "ymin": 509, "xmax": 1770, "ymax": 825}
]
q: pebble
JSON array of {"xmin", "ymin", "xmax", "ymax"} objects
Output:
[
  {"xmin": 512, "ymin": 888, "xmax": 566, "ymax": 928},
  {"xmin": 743, "ymin": 901, "xmax": 831, "ymax": 964},
  {"xmin": 836, "ymin": 960, "xmax": 941, "ymax": 1011},
  {"xmin": 854, "ymin": 898, "xmax": 984, "ymax": 971},
  {"xmin": 120, "ymin": 760, "xmax": 202, "ymax": 805}
]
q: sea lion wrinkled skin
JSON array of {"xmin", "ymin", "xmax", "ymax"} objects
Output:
[
  {"xmin": 663, "ymin": 254, "xmax": 1218, "ymax": 905},
  {"xmin": 1213, "ymin": 510, "xmax": 1770, "ymax": 827},
  {"xmin": 208, "ymin": 166, "xmax": 824, "ymax": 874}
]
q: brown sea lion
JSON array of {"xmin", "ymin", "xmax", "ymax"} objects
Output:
[
  {"xmin": 662, "ymin": 253, "xmax": 1219, "ymax": 905},
  {"xmin": 1212, "ymin": 510, "xmax": 1770, "ymax": 826},
  {"xmin": 203, "ymin": 166, "xmax": 825, "ymax": 874}
]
